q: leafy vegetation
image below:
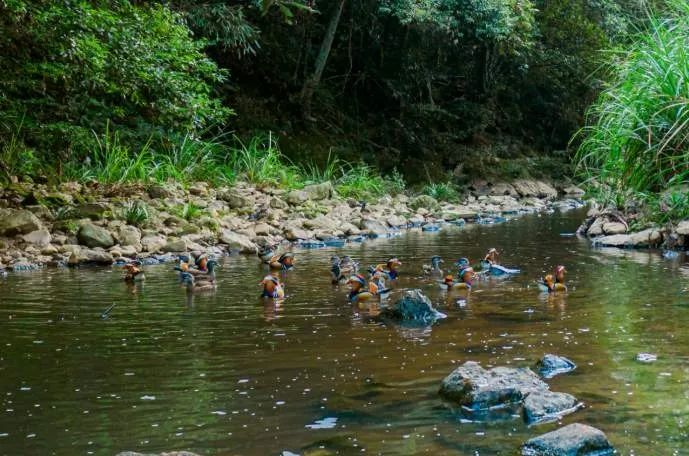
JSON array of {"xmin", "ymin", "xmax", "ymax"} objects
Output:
[
  {"xmin": 120, "ymin": 201, "xmax": 150, "ymax": 227},
  {"xmin": 576, "ymin": 0, "xmax": 689, "ymax": 223},
  {"xmin": 423, "ymin": 182, "xmax": 459, "ymax": 202},
  {"xmin": 0, "ymin": 0, "xmax": 663, "ymax": 196},
  {"xmin": 173, "ymin": 202, "xmax": 205, "ymax": 222}
]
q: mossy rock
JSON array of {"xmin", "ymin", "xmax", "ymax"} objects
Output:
[{"xmin": 409, "ymin": 195, "xmax": 439, "ymax": 211}]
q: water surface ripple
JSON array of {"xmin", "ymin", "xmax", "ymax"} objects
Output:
[{"xmin": 1, "ymin": 208, "xmax": 688, "ymax": 455}]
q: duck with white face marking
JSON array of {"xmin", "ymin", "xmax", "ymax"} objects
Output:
[
  {"xmin": 371, "ymin": 257, "xmax": 402, "ymax": 281},
  {"xmin": 269, "ymin": 252, "xmax": 295, "ymax": 271},
  {"xmin": 538, "ymin": 265, "xmax": 568, "ymax": 293},
  {"xmin": 423, "ymin": 255, "xmax": 444, "ymax": 276},
  {"xmin": 180, "ymin": 271, "xmax": 216, "ymax": 292},
  {"xmin": 480, "ymin": 248, "xmax": 521, "ymax": 276},
  {"xmin": 330, "ymin": 255, "xmax": 359, "ymax": 284},
  {"xmin": 123, "ymin": 260, "xmax": 145, "ymax": 282},
  {"xmin": 260, "ymin": 274, "xmax": 285, "ymax": 299}
]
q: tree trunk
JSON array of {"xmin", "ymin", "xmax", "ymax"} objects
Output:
[{"xmin": 301, "ymin": 0, "xmax": 346, "ymax": 119}]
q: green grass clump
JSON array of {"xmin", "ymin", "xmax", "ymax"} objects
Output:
[
  {"xmin": 231, "ymin": 133, "xmax": 302, "ymax": 188},
  {"xmin": 173, "ymin": 202, "xmax": 204, "ymax": 221},
  {"xmin": 64, "ymin": 125, "xmax": 235, "ymax": 185},
  {"xmin": 575, "ymin": 0, "xmax": 689, "ymax": 214},
  {"xmin": 423, "ymin": 182, "xmax": 459, "ymax": 202},
  {"xmin": 120, "ymin": 200, "xmax": 150, "ymax": 227}
]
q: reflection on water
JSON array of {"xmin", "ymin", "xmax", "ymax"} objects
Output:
[{"xmin": 1, "ymin": 208, "xmax": 689, "ymax": 455}]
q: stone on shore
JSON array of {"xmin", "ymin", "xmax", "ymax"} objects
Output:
[
  {"xmin": 118, "ymin": 225, "xmax": 143, "ymax": 250},
  {"xmin": 161, "ymin": 237, "xmax": 189, "ymax": 253},
  {"xmin": 21, "ymin": 229, "xmax": 52, "ymax": 246},
  {"xmin": 512, "ymin": 180, "xmax": 558, "ymax": 199},
  {"xmin": 439, "ymin": 362, "xmax": 548, "ymax": 410},
  {"xmin": 536, "ymin": 354, "xmax": 577, "ymax": 379},
  {"xmin": 0, "ymin": 209, "xmax": 43, "ymax": 236},
  {"xmin": 595, "ymin": 227, "xmax": 663, "ymax": 248},
  {"xmin": 141, "ymin": 234, "xmax": 167, "ymax": 253},
  {"xmin": 522, "ymin": 391, "xmax": 581, "ymax": 424},
  {"xmin": 521, "ymin": 423, "xmax": 614, "ymax": 456},
  {"xmin": 75, "ymin": 202, "xmax": 109, "ymax": 220},
  {"xmin": 360, "ymin": 218, "xmax": 389, "ymax": 236},
  {"xmin": 77, "ymin": 222, "xmax": 115, "ymax": 249},
  {"xmin": 409, "ymin": 195, "xmax": 439, "ymax": 211},
  {"xmin": 602, "ymin": 221, "xmax": 626, "ymax": 235},
  {"xmin": 220, "ymin": 230, "xmax": 256, "ymax": 253},
  {"xmin": 67, "ymin": 246, "xmax": 114, "ymax": 265}
]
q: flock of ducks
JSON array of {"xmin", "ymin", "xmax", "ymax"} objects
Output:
[{"xmin": 120, "ymin": 246, "xmax": 568, "ymax": 303}]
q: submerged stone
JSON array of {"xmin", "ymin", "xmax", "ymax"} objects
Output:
[
  {"xmin": 380, "ymin": 289, "xmax": 446, "ymax": 323},
  {"xmin": 536, "ymin": 354, "xmax": 577, "ymax": 379},
  {"xmin": 521, "ymin": 423, "xmax": 614, "ymax": 456},
  {"xmin": 439, "ymin": 361, "xmax": 548, "ymax": 410}
]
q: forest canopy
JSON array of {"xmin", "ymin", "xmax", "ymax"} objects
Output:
[{"xmin": 0, "ymin": 0, "xmax": 650, "ymax": 184}]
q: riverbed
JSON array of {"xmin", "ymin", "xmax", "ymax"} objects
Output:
[{"xmin": 1, "ymin": 208, "xmax": 688, "ymax": 455}]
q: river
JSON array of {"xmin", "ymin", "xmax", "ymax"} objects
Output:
[{"xmin": 1, "ymin": 208, "xmax": 687, "ymax": 455}]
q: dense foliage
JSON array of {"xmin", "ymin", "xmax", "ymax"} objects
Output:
[
  {"xmin": 0, "ymin": 0, "xmax": 229, "ymax": 173},
  {"xmin": 221, "ymin": 0, "xmax": 636, "ymax": 181},
  {"xmin": 575, "ymin": 0, "xmax": 689, "ymax": 223},
  {"xmin": 0, "ymin": 0, "xmax": 653, "ymax": 188}
]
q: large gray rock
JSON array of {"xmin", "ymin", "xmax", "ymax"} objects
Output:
[
  {"xmin": 676, "ymin": 220, "xmax": 689, "ymax": 235},
  {"xmin": 303, "ymin": 215, "xmax": 339, "ymax": 231},
  {"xmin": 269, "ymin": 196, "xmax": 289, "ymax": 210},
  {"xmin": 21, "ymin": 229, "xmax": 52, "ymax": 246},
  {"xmin": 602, "ymin": 221, "xmax": 626, "ymax": 235},
  {"xmin": 409, "ymin": 195, "xmax": 439, "ymax": 211},
  {"xmin": 75, "ymin": 202, "xmax": 109, "ymax": 220},
  {"xmin": 147, "ymin": 184, "xmax": 175, "ymax": 199},
  {"xmin": 141, "ymin": 234, "xmax": 167, "ymax": 253},
  {"xmin": 442, "ymin": 207, "xmax": 478, "ymax": 221},
  {"xmin": 161, "ymin": 237, "xmax": 188, "ymax": 253},
  {"xmin": 512, "ymin": 180, "xmax": 558, "ymax": 199},
  {"xmin": 360, "ymin": 218, "xmax": 389, "ymax": 236},
  {"xmin": 284, "ymin": 226, "xmax": 312, "ymax": 241},
  {"xmin": 118, "ymin": 225, "xmax": 142, "ymax": 248},
  {"xmin": 303, "ymin": 182, "xmax": 333, "ymax": 200},
  {"xmin": 490, "ymin": 182, "xmax": 518, "ymax": 197},
  {"xmin": 521, "ymin": 423, "xmax": 614, "ymax": 456},
  {"xmin": 220, "ymin": 230, "xmax": 257, "ymax": 253},
  {"xmin": 630, "ymin": 228, "xmax": 663, "ymax": 247},
  {"xmin": 594, "ymin": 233, "xmax": 630, "ymax": 247},
  {"xmin": 0, "ymin": 209, "xmax": 43, "ymax": 236},
  {"xmin": 439, "ymin": 362, "xmax": 548, "ymax": 410},
  {"xmin": 77, "ymin": 223, "xmax": 115, "ymax": 249},
  {"xmin": 564, "ymin": 185, "xmax": 585, "ymax": 197},
  {"xmin": 523, "ymin": 391, "xmax": 581, "ymax": 424},
  {"xmin": 286, "ymin": 182, "xmax": 334, "ymax": 205},
  {"xmin": 217, "ymin": 190, "xmax": 251, "ymax": 209},
  {"xmin": 536, "ymin": 354, "xmax": 577, "ymax": 379},
  {"xmin": 386, "ymin": 214, "xmax": 407, "ymax": 228},
  {"xmin": 67, "ymin": 247, "xmax": 114, "ymax": 265},
  {"xmin": 380, "ymin": 290, "xmax": 446, "ymax": 324},
  {"xmin": 595, "ymin": 228, "xmax": 663, "ymax": 248}
]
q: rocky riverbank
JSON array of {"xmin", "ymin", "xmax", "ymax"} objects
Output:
[
  {"xmin": 0, "ymin": 179, "xmax": 583, "ymax": 273},
  {"xmin": 577, "ymin": 204, "xmax": 689, "ymax": 250}
]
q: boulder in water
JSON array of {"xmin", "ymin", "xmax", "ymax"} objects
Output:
[
  {"xmin": 521, "ymin": 423, "xmax": 614, "ymax": 455},
  {"xmin": 522, "ymin": 391, "xmax": 581, "ymax": 424},
  {"xmin": 380, "ymin": 289, "xmax": 446, "ymax": 323},
  {"xmin": 535, "ymin": 354, "xmax": 577, "ymax": 379},
  {"xmin": 439, "ymin": 361, "xmax": 548, "ymax": 410}
]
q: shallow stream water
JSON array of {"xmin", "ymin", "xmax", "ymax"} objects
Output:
[{"xmin": 1, "ymin": 208, "xmax": 689, "ymax": 455}]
